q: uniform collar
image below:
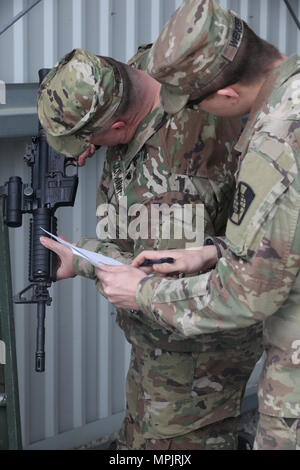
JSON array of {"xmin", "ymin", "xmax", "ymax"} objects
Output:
[
  {"xmin": 122, "ymin": 106, "xmax": 166, "ymax": 170},
  {"xmin": 235, "ymin": 54, "xmax": 300, "ymax": 154}
]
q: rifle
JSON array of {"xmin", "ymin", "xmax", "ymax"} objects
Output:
[{"xmin": 0, "ymin": 69, "xmax": 78, "ymax": 372}]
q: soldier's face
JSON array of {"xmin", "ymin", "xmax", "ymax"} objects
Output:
[
  {"xmin": 199, "ymin": 95, "xmax": 241, "ymax": 117},
  {"xmin": 198, "ymin": 89, "xmax": 251, "ymax": 117},
  {"xmin": 91, "ymin": 122, "xmax": 131, "ymax": 147}
]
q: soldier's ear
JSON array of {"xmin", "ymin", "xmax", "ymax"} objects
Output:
[
  {"xmin": 216, "ymin": 88, "xmax": 240, "ymax": 100},
  {"xmin": 111, "ymin": 121, "xmax": 126, "ymax": 130}
]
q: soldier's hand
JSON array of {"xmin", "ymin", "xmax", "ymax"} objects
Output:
[
  {"xmin": 95, "ymin": 265, "xmax": 147, "ymax": 310},
  {"xmin": 40, "ymin": 236, "xmax": 76, "ymax": 280},
  {"xmin": 77, "ymin": 144, "xmax": 96, "ymax": 167},
  {"xmin": 132, "ymin": 246, "xmax": 218, "ymax": 275}
]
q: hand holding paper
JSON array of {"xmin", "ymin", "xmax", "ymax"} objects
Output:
[
  {"xmin": 40, "ymin": 228, "xmax": 123, "ymax": 268},
  {"xmin": 40, "ymin": 228, "xmax": 147, "ymax": 309}
]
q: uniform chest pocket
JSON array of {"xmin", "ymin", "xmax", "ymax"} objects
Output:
[{"xmin": 226, "ymin": 151, "xmax": 294, "ymax": 258}]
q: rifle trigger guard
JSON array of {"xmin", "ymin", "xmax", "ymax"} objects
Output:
[{"xmin": 14, "ymin": 283, "xmax": 52, "ymax": 305}]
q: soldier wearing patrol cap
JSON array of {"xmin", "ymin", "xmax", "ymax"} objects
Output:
[
  {"xmin": 38, "ymin": 46, "xmax": 263, "ymax": 449},
  {"xmin": 104, "ymin": 0, "xmax": 300, "ymax": 450}
]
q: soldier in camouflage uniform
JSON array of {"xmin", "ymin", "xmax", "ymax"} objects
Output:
[
  {"xmin": 101, "ymin": 0, "xmax": 300, "ymax": 450},
  {"xmin": 38, "ymin": 47, "xmax": 262, "ymax": 449}
]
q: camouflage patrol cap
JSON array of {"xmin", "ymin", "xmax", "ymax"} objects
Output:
[
  {"xmin": 147, "ymin": 0, "xmax": 244, "ymax": 114},
  {"xmin": 37, "ymin": 48, "xmax": 124, "ymax": 158}
]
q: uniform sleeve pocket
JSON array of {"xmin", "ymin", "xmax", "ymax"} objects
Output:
[{"xmin": 226, "ymin": 150, "xmax": 294, "ymax": 258}]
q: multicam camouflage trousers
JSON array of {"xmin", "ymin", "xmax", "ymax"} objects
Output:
[
  {"xmin": 254, "ymin": 414, "xmax": 300, "ymax": 450},
  {"xmin": 118, "ymin": 416, "xmax": 238, "ymax": 450},
  {"xmin": 118, "ymin": 326, "xmax": 263, "ymax": 450}
]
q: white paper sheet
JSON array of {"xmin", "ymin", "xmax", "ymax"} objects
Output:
[{"xmin": 40, "ymin": 228, "xmax": 123, "ymax": 267}]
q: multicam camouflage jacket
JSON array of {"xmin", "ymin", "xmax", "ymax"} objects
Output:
[
  {"xmin": 72, "ymin": 45, "xmax": 252, "ymax": 353},
  {"xmin": 136, "ymin": 55, "xmax": 300, "ymax": 417}
]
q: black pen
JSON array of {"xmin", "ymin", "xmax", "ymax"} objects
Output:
[{"xmin": 139, "ymin": 257, "xmax": 175, "ymax": 268}]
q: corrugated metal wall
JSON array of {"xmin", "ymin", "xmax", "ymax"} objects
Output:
[
  {"xmin": 0, "ymin": 0, "xmax": 300, "ymax": 450},
  {"xmin": 0, "ymin": 140, "xmax": 129, "ymax": 449},
  {"xmin": 1, "ymin": 0, "xmax": 300, "ymax": 83}
]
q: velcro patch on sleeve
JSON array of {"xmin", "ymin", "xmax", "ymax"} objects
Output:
[{"xmin": 229, "ymin": 182, "xmax": 255, "ymax": 226}]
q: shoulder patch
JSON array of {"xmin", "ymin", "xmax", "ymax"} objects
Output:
[{"xmin": 229, "ymin": 182, "xmax": 255, "ymax": 226}]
